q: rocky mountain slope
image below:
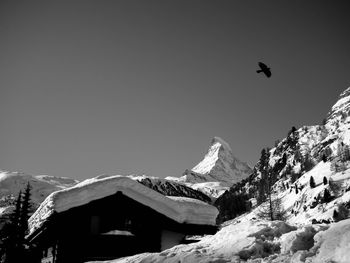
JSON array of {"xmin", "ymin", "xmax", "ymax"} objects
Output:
[
  {"xmin": 216, "ymin": 87, "xmax": 350, "ymax": 224},
  {"xmin": 167, "ymin": 137, "xmax": 252, "ymax": 198},
  {"xmin": 129, "ymin": 175, "xmax": 211, "ymax": 203}
]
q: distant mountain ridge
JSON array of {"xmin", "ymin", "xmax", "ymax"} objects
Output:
[
  {"xmin": 0, "ymin": 170, "xmax": 79, "ymax": 207},
  {"xmin": 0, "ymin": 137, "xmax": 251, "ymax": 213}
]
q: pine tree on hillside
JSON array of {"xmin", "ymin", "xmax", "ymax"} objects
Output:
[
  {"xmin": 257, "ymin": 168, "xmax": 286, "ymax": 221},
  {"xmin": 322, "ymin": 154, "xmax": 327, "ymax": 163},
  {"xmin": 287, "ymin": 126, "xmax": 299, "ymax": 151},
  {"xmin": 342, "ymin": 144, "xmax": 350, "ymax": 161},
  {"xmin": 257, "ymin": 148, "xmax": 270, "ymax": 204},
  {"xmin": 323, "ymin": 176, "xmax": 328, "ymax": 185},
  {"xmin": 322, "ymin": 188, "xmax": 332, "ymax": 203},
  {"xmin": 19, "ymin": 183, "xmax": 32, "ymax": 250},
  {"xmin": 0, "ymin": 191, "xmax": 22, "ymax": 263},
  {"xmin": 309, "ymin": 176, "xmax": 316, "ymax": 188},
  {"xmin": 0, "ymin": 183, "xmax": 33, "ymax": 263}
]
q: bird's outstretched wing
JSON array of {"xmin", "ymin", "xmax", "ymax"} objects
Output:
[
  {"xmin": 258, "ymin": 62, "xmax": 267, "ymax": 69},
  {"xmin": 257, "ymin": 62, "xmax": 271, "ymax": 78}
]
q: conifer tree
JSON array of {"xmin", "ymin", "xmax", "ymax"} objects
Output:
[
  {"xmin": 0, "ymin": 192, "xmax": 22, "ymax": 263},
  {"xmin": 19, "ymin": 183, "xmax": 32, "ymax": 250},
  {"xmin": 0, "ymin": 183, "xmax": 33, "ymax": 263},
  {"xmin": 322, "ymin": 154, "xmax": 327, "ymax": 163},
  {"xmin": 257, "ymin": 168, "xmax": 286, "ymax": 221},
  {"xmin": 309, "ymin": 176, "xmax": 316, "ymax": 188},
  {"xmin": 323, "ymin": 189, "xmax": 332, "ymax": 203},
  {"xmin": 257, "ymin": 148, "xmax": 270, "ymax": 204},
  {"xmin": 323, "ymin": 176, "xmax": 328, "ymax": 185}
]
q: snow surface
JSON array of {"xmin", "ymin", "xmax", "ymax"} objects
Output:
[
  {"xmin": 28, "ymin": 175, "xmax": 218, "ymax": 236},
  {"xmin": 88, "ymin": 217, "xmax": 350, "ymax": 263},
  {"xmin": 189, "ymin": 181, "xmax": 229, "ymax": 199},
  {"xmin": 0, "ymin": 170, "xmax": 78, "ymax": 206},
  {"xmin": 88, "ymin": 218, "xmax": 350, "ymax": 263}
]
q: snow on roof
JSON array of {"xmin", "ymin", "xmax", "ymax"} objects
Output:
[{"xmin": 28, "ymin": 175, "xmax": 218, "ymax": 236}]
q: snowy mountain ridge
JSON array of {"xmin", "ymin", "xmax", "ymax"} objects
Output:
[{"xmin": 0, "ymin": 170, "xmax": 79, "ymax": 206}]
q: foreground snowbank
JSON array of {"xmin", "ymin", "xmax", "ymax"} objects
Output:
[{"xmin": 89, "ymin": 218, "xmax": 350, "ymax": 263}]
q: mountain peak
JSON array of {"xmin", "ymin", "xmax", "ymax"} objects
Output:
[
  {"xmin": 211, "ymin": 136, "xmax": 231, "ymax": 149},
  {"xmin": 181, "ymin": 137, "xmax": 252, "ymax": 186},
  {"xmin": 338, "ymin": 87, "xmax": 350, "ymax": 99},
  {"xmin": 328, "ymin": 87, "xmax": 350, "ymax": 121}
]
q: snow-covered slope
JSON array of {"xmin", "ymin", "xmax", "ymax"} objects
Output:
[
  {"xmin": 215, "ymin": 86, "xmax": 350, "ymax": 224},
  {"xmin": 90, "ymin": 216, "xmax": 350, "ymax": 263},
  {"xmin": 0, "ymin": 170, "xmax": 78, "ymax": 207},
  {"xmin": 167, "ymin": 137, "xmax": 252, "ymax": 199}
]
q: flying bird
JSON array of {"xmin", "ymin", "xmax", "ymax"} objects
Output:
[{"xmin": 256, "ymin": 62, "xmax": 271, "ymax": 78}]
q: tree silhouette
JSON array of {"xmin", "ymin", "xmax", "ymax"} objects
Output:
[
  {"xmin": 257, "ymin": 148, "xmax": 270, "ymax": 204},
  {"xmin": 323, "ymin": 176, "xmax": 328, "ymax": 185},
  {"xmin": 257, "ymin": 168, "xmax": 286, "ymax": 221},
  {"xmin": 0, "ymin": 183, "xmax": 33, "ymax": 263},
  {"xmin": 309, "ymin": 176, "xmax": 316, "ymax": 188}
]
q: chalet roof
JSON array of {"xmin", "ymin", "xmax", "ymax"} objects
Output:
[{"xmin": 28, "ymin": 175, "xmax": 218, "ymax": 236}]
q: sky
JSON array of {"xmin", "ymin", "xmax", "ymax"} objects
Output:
[{"xmin": 1, "ymin": 1, "xmax": 350, "ymax": 180}]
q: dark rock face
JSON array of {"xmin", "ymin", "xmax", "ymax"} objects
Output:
[{"xmin": 136, "ymin": 177, "xmax": 212, "ymax": 203}]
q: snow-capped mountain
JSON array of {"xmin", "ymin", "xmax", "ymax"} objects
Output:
[
  {"xmin": 167, "ymin": 137, "xmax": 252, "ymax": 198},
  {"xmin": 182, "ymin": 137, "xmax": 252, "ymax": 184},
  {"xmin": 0, "ymin": 170, "xmax": 79, "ymax": 211}
]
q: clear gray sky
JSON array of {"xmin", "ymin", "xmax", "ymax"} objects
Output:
[{"xmin": 1, "ymin": 1, "xmax": 350, "ymax": 180}]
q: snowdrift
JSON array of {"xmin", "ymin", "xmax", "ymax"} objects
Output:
[{"xmin": 90, "ymin": 217, "xmax": 350, "ymax": 263}]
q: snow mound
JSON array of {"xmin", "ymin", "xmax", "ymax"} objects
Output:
[
  {"xmin": 28, "ymin": 175, "xmax": 218, "ymax": 236},
  {"xmin": 310, "ymin": 218, "xmax": 350, "ymax": 263},
  {"xmin": 93, "ymin": 218, "xmax": 350, "ymax": 263},
  {"xmin": 280, "ymin": 225, "xmax": 327, "ymax": 254},
  {"xmin": 96, "ymin": 219, "xmax": 296, "ymax": 263}
]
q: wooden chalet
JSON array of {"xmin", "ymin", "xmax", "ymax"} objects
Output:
[{"xmin": 27, "ymin": 176, "xmax": 218, "ymax": 263}]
